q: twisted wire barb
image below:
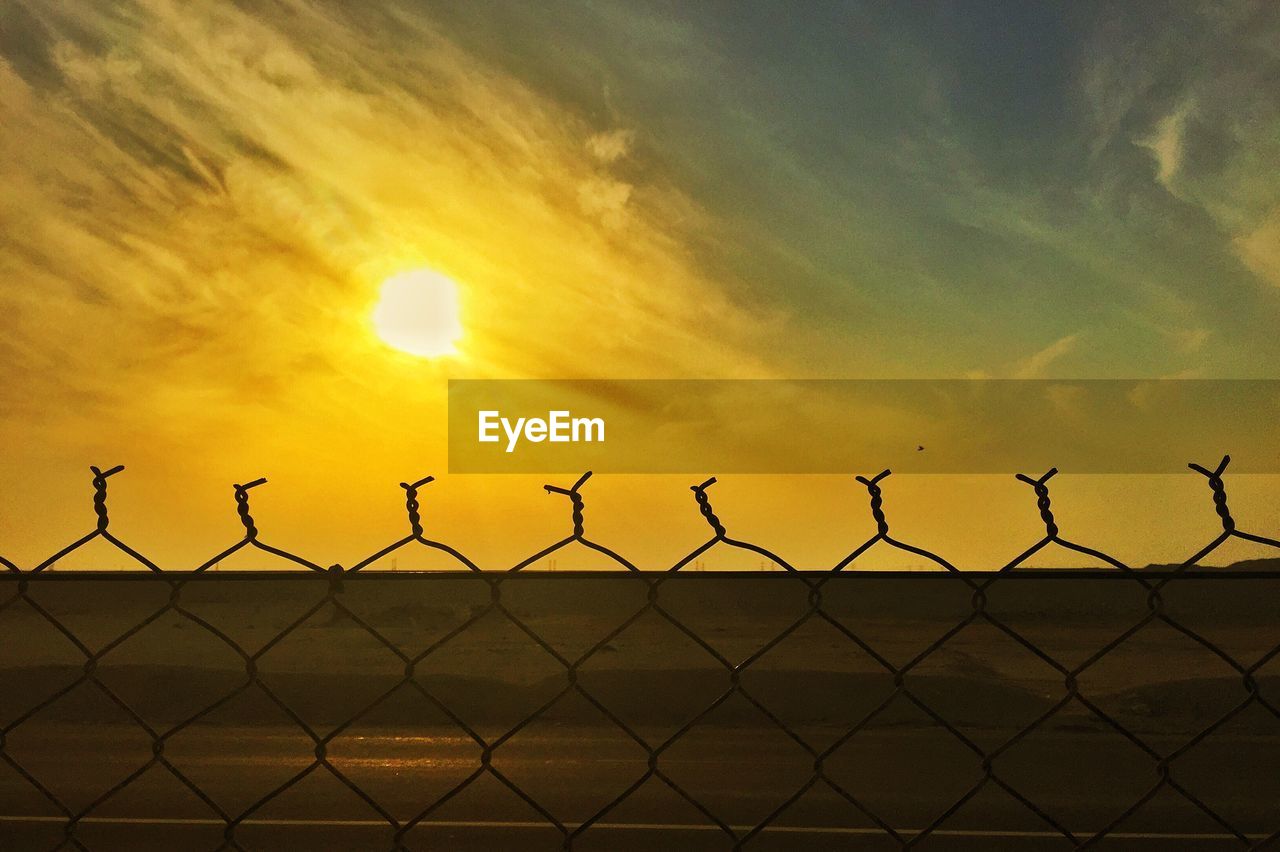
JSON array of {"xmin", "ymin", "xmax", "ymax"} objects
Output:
[
  {"xmin": 1016, "ymin": 467, "xmax": 1059, "ymax": 538},
  {"xmin": 510, "ymin": 471, "xmax": 635, "ymax": 572},
  {"xmin": 855, "ymin": 469, "xmax": 891, "ymax": 536},
  {"xmin": 30, "ymin": 466, "xmax": 158, "ymax": 574},
  {"xmin": 232, "ymin": 477, "xmax": 267, "ymax": 541},
  {"xmin": 544, "ymin": 470, "xmax": 592, "ymax": 538},
  {"xmin": 401, "ymin": 475, "xmax": 434, "ymax": 539},
  {"xmin": 1190, "ymin": 455, "xmax": 1235, "ymax": 533},
  {"xmin": 690, "ymin": 477, "xmax": 727, "ymax": 539},
  {"xmin": 89, "ymin": 464, "xmax": 124, "ymax": 531},
  {"xmin": 349, "ymin": 476, "xmax": 477, "ymax": 573}
]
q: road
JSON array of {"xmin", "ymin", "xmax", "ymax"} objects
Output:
[{"xmin": 2, "ymin": 723, "xmax": 1276, "ymax": 850}]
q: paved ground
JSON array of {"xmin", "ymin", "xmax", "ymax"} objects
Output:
[{"xmin": 2, "ymin": 723, "xmax": 1277, "ymax": 850}]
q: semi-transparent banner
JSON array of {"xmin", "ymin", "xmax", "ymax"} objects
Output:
[{"xmin": 447, "ymin": 380, "xmax": 1280, "ymax": 473}]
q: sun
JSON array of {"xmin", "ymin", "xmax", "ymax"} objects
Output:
[{"xmin": 372, "ymin": 269, "xmax": 464, "ymax": 357}]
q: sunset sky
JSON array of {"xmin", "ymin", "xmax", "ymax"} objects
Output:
[{"xmin": 1, "ymin": 1, "xmax": 1278, "ymax": 570}]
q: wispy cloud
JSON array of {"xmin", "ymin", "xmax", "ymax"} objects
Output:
[
  {"xmin": 0, "ymin": 0, "xmax": 779, "ymax": 464},
  {"xmin": 1012, "ymin": 333, "xmax": 1081, "ymax": 379},
  {"xmin": 1137, "ymin": 100, "xmax": 1195, "ymax": 189},
  {"xmin": 586, "ymin": 129, "xmax": 635, "ymax": 164},
  {"xmin": 1235, "ymin": 209, "xmax": 1280, "ymax": 289}
]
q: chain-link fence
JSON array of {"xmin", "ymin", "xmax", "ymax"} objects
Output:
[{"xmin": 2, "ymin": 457, "xmax": 1279, "ymax": 850}]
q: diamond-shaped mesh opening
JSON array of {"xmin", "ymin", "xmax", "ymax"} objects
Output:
[
  {"xmin": 1179, "ymin": 535, "xmax": 1280, "ymax": 570},
  {"xmin": 1159, "ymin": 574, "xmax": 1280, "ymax": 664},
  {"xmin": 253, "ymin": 600, "xmax": 407, "ymax": 730},
  {"xmin": 990, "ymin": 711, "xmax": 1159, "ymax": 832},
  {"xmin": 518, "ymin": 540, "xmax": 640, "ymax": 572},
  {"xmin": 490, "ymin": 689, "xmax": 650, "ymax": 825},
  {"xmin": 834, "ymin": 540, "xmax": 957, "ymax": 572},
  {"xmin": 1078, "ymin": 620, "xmax": 1247, "ymax": 735},
  {"xmin": 238, "ymin": 764, "xmax": 393, "ymax": 824},
  {"xmin": 327, "ymin": 576, "xmax": 491, "ymax": 658},
  {"xmin": 904, "ymin": 619, "xmax": 1067, "ymax": 748},
  {"xmin": 571, "ymin": 775, "xmax": 736, "ymax": 851},
  {"xmin": 742, "ymin": 780, "xmax": 903, "ymax": 850},
  {"xmin": 18, "ymin": 580, "xmax": 170, "ymax": 653},
  {"xmin": 411, "ymin": 605, "xmax": 570, "ymax": 742},
  {"xmin": 159, "ymin": 684, "xmax": 317, "ymax": 816},
  {"xmin": 918, "ymin": 780, "xmax": 1078, "ymax": 842},
  {"xmin": 1163, "ymin": 700, "xmax": 1280, "ymax": 834},
  {"xmin": 87, "ymin": 759, "xmax": 223, "ymax": 821},
  {"xmin": 0, "ymin": 759, "xmax": 66, "ymax": 821},
  {"xmin": 176, "ymin": 577, "xmax": 334, "ymax": 655},
  {"xmin": 92, "ymin": 609, "xmax": 247, "ymax": 729},
  {"xmin": 194, "ymin": 542, "xmax": 321, "ymax": 572},
  {"xmin": 494, "ymin": 574, "xmax": 649, "ymax": 662},
  {"xmin": 575, "ymin": 607, "xmax": 730, "ymax": 742},
  {"xmin": 1255, "ymin": 653, "xmax": 1280, "ymax": 709},
  {"xmin": 650, "ymin": 575, "xmax": 813, "ymax": 663},
  {"xmin": 353, "ymin": 544, "xmax": 480, "ymax": 572},
  {"xmin": 1005, "ymin": 539, "xmax": 1121, "ymax": 571},
  {"xmin": 655, "ymin": 689, "xmax": 815, "ymax": 827},
  {"xmin": 822, "ymin": 690, "xmax": 983, "ymax": 828},
  {"xmin": 2, "ymin": 679, "xmax": 156, "ymax": 814},
  {"xmin": 982, "ymin": 575, "xmax": 1150, "ymax": 671},
  {"xmin": 1087, "ymin": 783, "xmax": 1247, "ymax": 846},
  {"xmin": 34, "ymin": 536, "xmax": 153, "ymax": 573},
  {"xmin": 399, "ymin": 769, "xmax": 566, "ymax": 844},
  {"xmin": 676, "ymin": 541, "xmax": 790, "ymax": 572},
  {"xmin": 0, "ymin": 585, "xmax": 19, "ymax": 616},
  {"xmin": 736, "ymin": 614, "xmax": 897, "ymax": 750},
  {"xmin": 0, "ymin": 601, "xmax": 85, "ymax": 725},
  {"xmin": 819, "ymin": 572, "xmax": 975, "ymax": 670},
  {"xmin": 325, "ymin": 684, "xmax": 483, "ymax": 821}
]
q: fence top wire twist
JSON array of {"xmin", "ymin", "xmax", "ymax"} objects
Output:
[
  {"xmin": 2, "ymin": 454, "xmax": 1277, "ymax": 575},
  {"xmin": 1191, "ymin": 454, "xmax": 1236, "ymax": 532},
  {"xmin": 23, "ymin": 465, "xmax": 159, "ymax": 575},
  {"xmin": 671, "ymin": 475, "xmax": 801, "ymax": 573},
  {"xmin": 507, "ymin": 471, "xmax": 638, "ymax": 572},
  {"xmin": 399, "ymin": 475, "xmax": 434, "ymax": 539}
]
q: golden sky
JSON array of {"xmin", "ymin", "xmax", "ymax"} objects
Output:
[{"xmin": 1, "ymin": 1, "xmax": 1278, "ymax": 570}]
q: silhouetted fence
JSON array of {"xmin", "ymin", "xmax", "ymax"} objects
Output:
[{"xmin": 1, "ymin": 458, "xmax": 1279, "ymax": 850}]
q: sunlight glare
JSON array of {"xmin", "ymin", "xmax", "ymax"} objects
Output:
[{"xmin": 372, "ymin": 269, "xmax": 464, "ymax": 357}]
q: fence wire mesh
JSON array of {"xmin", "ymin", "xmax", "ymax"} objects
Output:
[{"xmin": 1, "ymin": 456, "xmax": 1279, "ymax": 850}]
